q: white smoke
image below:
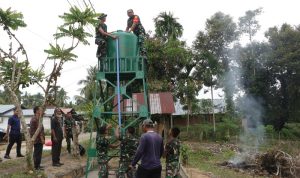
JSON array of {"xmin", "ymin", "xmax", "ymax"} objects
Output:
[{"xmin": 226, "ymin": 44, "xmax": 265, "ymax": 164}]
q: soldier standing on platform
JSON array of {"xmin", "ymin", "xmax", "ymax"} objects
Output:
[
  {"xmin": 95, "ymin": 13, "xmax": 117, "ymax": 59},
  {"xmin": 164, "ymin": 127, "xmax": 181, "ymax": 178},
  {"xmin": 126, "ymin": 9, "xmax": 147, "ymax": 56},
  {"xmin": 64, "ymin": 111, "xmax": 75, "ymax": 154}
]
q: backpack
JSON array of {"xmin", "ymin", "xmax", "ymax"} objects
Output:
[{"xmin": 79, "ymin": 144, "xmax": 85, "ymax": 156}]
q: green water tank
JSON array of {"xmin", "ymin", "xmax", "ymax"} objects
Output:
[{"xmin": 107, "ymin": 30, "xmax": 138, "ymax": 58}]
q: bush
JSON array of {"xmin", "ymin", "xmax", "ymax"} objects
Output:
[
  {"xmin": 280, "ymin": 123, "xmax": 300, "ymax": 140},
  {"xmin": 180, "ymin": 144, "xmax": 191, "ymax": 166}
]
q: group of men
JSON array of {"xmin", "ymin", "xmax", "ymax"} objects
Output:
[
  {"xmin": 95, "ymin": 9, "xmax": 147, "ymax": 58},
  {"xmin": 96, "ymin": 118, "xmax": 181, "ymax": 178},
  {"xmin": 1, "ymin": 107, "xmax": 76, "ymax": 170}
]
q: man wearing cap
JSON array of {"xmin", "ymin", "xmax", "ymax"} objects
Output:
[
  {"xmin": 126, "ymin": 9, "xmax": 147, "ymax": 57},
  {"xmin": 130, "ymin": 119, "xmax": 164, "ymax": 178},
  {"xmin": 95, "ymin": 13, "xmax": 117, "ymax": 59}
]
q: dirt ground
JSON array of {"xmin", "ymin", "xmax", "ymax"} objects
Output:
[{"xmin": 0, "ymin": 135, "xmax": 214, "ymax": 178}]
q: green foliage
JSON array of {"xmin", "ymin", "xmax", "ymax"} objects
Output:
[
  {"xmin": 178, "ymin": 116, "xmax": 240, "ymax": 142},
  {"xmin": 190, "ymin": 148, "xmax": 214, "ymax": 161},
  {"xmin": 21, "ymin": 92, "xmax": 44, "ymax": 108},
  {"xmin": 238, "ymin": 8, "xmax": 263, "ymax": 41},
  {"xmin": 59, "ymin": 6, "xmax": 98, "ymax": 27},
  {"xmin": 264, "ymin": 125, "xmax": 276, "ymax": 138},
  {"xmin": 77, "ymin": 66, "xmax": 97, "ymax": 101},
  {"xmin": 279, "ymin": 123, "xmax": 300, "ymax": 140},
  {"xmin": 55, "ymin": 88, "xmax": 70, "ymax": 107},
  {"xmin": 180, "ymin": 143, "xmax": 191, "ymax": 165},
  {"xmin": 0, "ymin": 7, "xmax": 26, "ymax": 30},
  {"xmin": 216, "ymin": 117, "xmax": 240, "ymax": 141},
  {"xmin": 55, "ymin": 26, "xmax": 92, "ymax": 45},
  {"xmin": 154, "ymin": 11, "xmax": 183, "ymax": 41},
  {"xmin": 193, "ymin": 12, "xmax": 239, "ymax": 117},
  {"xmin": 0, "ymin": 60, "xmax": 43, "ymax": 89},
  {"xmin": 44, "ymin": 44, "xmax": 77, "ymax": 61}
]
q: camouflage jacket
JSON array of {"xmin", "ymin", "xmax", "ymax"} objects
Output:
[
  {"xmin": 165, "ymin": 138, "xmax": 180, "ymax": 163},
  {"xmin": 127, "ymin": 15, "xmax": 145, "ymax": 36},
  {"xmin": 95, "ymin": 23, "xmax": 107, "ymax": 39},
  {"xmin": 96, "ymin": 134, "xmax": 109, "ymax": 156},
  {"xmin": 64, "ymin": 118, "xmax": 75, "ymax": 136},
  {"xmin": 120, "ymin": 135, "xmax": 139, "ymax": 161}
]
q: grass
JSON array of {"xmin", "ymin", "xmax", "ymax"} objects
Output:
[
  {"xmin": 0, "ymin": 158, "xmax": 25, "ymax": 170},
  {"xmin": 0, "ymin": 137, "xmax": 90, "ymax": 177},
  {"xmin": 186, "ymin": 143, "xmax": 263, "ymax": 178},
  {"xmin": 0, "ymin": 171, "xmax": 46, "ymax": 178}
]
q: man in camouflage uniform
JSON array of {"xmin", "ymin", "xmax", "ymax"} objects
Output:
[
  {"xmin": 118, "ymin": 126, "xmax": 139, "ymax": 178},
  {"xmin": 96, "ymin": 124, "xmax": 119, "ymax": 178},
  {"xmin": 64, "ymin": 111, "xmax": 75, "ymax": 154},
  {"xmin": 95, "ymin": 13, "xmax": 117, "ymax": 59},
  {"xmin": 126, "ymin": 9, "xmax": 147, "ymax": 57},
  {"xmin": 165, "ymin": 127, "xmax": 181, "ymax": 178}
]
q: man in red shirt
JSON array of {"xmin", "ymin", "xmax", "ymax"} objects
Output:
[{"xmin": 29, "ymin": 106, "xmax": 45, "ymax": 170}]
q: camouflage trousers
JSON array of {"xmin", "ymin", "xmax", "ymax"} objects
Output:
[
  {"xmin": 95, "ymin": 38, "xmax": 107, "ymax": 58},
  {"xmin": 117, "ymin": 157, "xmax": 135, "ymax": 178},
  {"xmin": 166, "ymin": 161, "xmax": 180, "ymax": 178},
  {"xmin": 97, "ymin": 154, "xmax": 109, "ymax": 178},
  {"xmin": 137, "ymin": 33, "xmax": 147, "ymax": 57},
  {"xmin": 66, "ymin": 135, "xmax": 73, "ymax": 153}
]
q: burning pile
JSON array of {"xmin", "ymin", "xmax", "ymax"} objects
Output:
[{"xmin": 220, "ymin": 150, "xmax": 300, "ymax": 177}]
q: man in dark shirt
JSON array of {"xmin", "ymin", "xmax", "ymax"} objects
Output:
[
  {"xmin": 4, "ymin": 107, "xmax": 24, "ymax": 159},
  {"xmin": 130, "ymin": 119, "xmax": 164, "ymax": 178},
  {"xmin": 30, "ymin": 106, "xmax": 45, "ymax": 170},
  {"xmin": 51, "ymin": 108, "xmax": 64, "ymax": 167}
]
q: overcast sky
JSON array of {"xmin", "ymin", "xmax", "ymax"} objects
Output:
[{"xmin": 1, "ymin": 0, "xmax": 300, "ymax": 101}]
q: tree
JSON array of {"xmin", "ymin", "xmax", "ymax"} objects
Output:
[
  {"xmin": 193, "ymin": 12, "xmax": 239, "ymax": 119},
  {"xmin": 150, "ymin": 13, "xmax": 203, "ymax": 135},
  {"xmin": 0, "ymin": 5, "xmax": 98, "ymax": 170},
  {"xmin": 238, "ymin": 8, "xmax": 263, "ymax": 42},
  {"xmin": 265, "ymin": 24, "xmax": 300, "ymax": 128},
  {"xmin": 55, "ymin": 88, "xmax": 70, "ymax": 107},
  {"xmin": 0, "ymin": 7, "xmax": 43, "ymax": 170},
  {"xmin": 21, "ymin": 92, "xmax": 44, "ymax": 108},
  {"xmin": 238, "ymin": 8, "xmax": 263, "ymax": 77},
  {"xmin": 78, "ymin": 65, "xmax": 97, "ymax": 101},
  {"xmin": 154, "ymin": 11, "xmax": 183, "ymax": 41}
]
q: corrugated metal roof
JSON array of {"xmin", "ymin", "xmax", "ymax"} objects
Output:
[
  {"xmin": 0, "ymin": 105, "xmax": 15, "ymax": 114},
  {"xmin": 113, "ymin": 92, "xmax": 175, "ymax": 114}
]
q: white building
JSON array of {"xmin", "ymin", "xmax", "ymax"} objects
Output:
[{"xmin": 0, "ymin": 105, "xmax": 55, "ymax": 131}]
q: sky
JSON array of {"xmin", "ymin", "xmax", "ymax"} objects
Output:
[{"xmin": 1, "ymin": 0, "xmax": 300, "ymax": 102}]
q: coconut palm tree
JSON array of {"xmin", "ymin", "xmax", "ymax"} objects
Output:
[
  {"xmin": 55, "ymin": 88, "xmax": 70, "ymax": 107},
  {"xmin": 154, "ymin": 11, "xmax": 183, "ymax": 41},
  {"xmin": 78, "ymin": 66, "xmax": 97, "ymax": 101}
]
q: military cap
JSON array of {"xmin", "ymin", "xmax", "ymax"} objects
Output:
[{"xmin": 98, "ymin": 13, "xmax": 107, "ymax": 19}]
